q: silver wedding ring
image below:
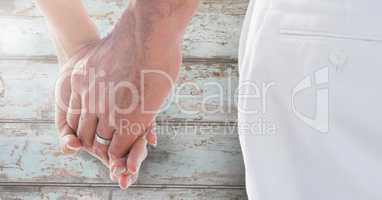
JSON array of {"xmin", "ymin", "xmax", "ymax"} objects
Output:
[{"xmin": 95, "ymin": 132, "xmax": 111, "ymax": 145}]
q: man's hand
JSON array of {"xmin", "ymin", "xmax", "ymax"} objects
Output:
[
  {"xmin": 55, "ymin": 42, "xmax": 158, "ymax": 188},
  {"xmin": 55, "ymin": 0, "xmax": 198, "ymax": 189}
]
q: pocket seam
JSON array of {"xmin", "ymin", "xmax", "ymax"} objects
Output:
[{"xmin": 280, "ymin": 28, "xmax": 382, "ymax": 42}]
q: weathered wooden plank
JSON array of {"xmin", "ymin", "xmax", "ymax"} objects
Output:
[
  {"xmin": 0, "ymin": 0, "xmax": 247, "ymax": 58},
  {"xmin": 0, "ymin": 123, "xmax": 244, "ymax": 185},
  {"xmin": 0, "ymin": 186, "xmax": 247, "ymax": 200},
  {"xmin": 0, "ymin": 0, "xmax": 248, "ymax": 17},
  {"xmin": 0, "ymin": 186, "xmax": 110, "ymax": 200},
  {"xmin": 112, "ymin": 187, "xmax": 247, "ymax": 200},
  {"xmin": 0, "ymin": 60, "xmax": 238, "ymax": 122}
]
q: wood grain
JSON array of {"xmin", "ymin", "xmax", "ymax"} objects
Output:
[
  {"xmin": 112, "ymin": 187, "xmax": 247, "ymax": 200},
  {"xmin": 0, "ymin": 0, "xmax": 249, "ymax": 17},
  {"xmin": 0, "ymin": 0, "xmax": 248, "ymax": 59},
  {"xmin": 0, "ymin": 186, "xmax": 247, "ymax": 200},
  {"xmin": 0, "ymin": 186, "xmax": 110, "ymax": 200},
  {"xmin": 0, "ymin": 60, "xmax": 238, "ymax": 123},
  {"xmin": 0, "ymin": 123, "xmax": 244, "ymax": 185},
  {"xmin": 0, "ymin": 1, "xmax": 246, "ymax": 198}
]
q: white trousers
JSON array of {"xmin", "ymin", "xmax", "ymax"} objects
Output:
[{"xmin": 238, "ymin": 0, "xmax": 382, "ymax": 199}]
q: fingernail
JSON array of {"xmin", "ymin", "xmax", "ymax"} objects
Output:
[
  {"xmin": 120, "ymin": 182, "xmax": 129, "ymax": 190},
  {"xmin": 152, "ymin": 133, "xmax": 158, "ymax": 147},
  {"xmin": 119, "ymin": 176, "xmax": 130, "ymax": 190},
  {"xmin": 151, "ymin": 142, "xmax": 157, "ymax": 148},
  {"xmin": 149, "ymin": 139, "xmax": 157, "ymax": 148},
  {"xmin": 66, "ymin": 144, "xmax": 81, "ymax": 151},
  {"xmin": 120, "ymin": 185, "xmax": 128, "ymax": 190},
  {"xmin": 113, "ymin": 167, "xmax": 126, "ymax": 177}
]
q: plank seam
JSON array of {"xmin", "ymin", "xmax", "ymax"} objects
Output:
[
  {"xmin": 0, "ymin": 182, "xmax": 245, "ymax": 190},
  {"xmin": 0, "ymin": 119, "xmax": 238, "ymax": 126},
  {"xmin": 0, "ymin": 56, "xmax": 238, "ymax": 64}
]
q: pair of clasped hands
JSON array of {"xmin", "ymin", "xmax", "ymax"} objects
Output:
[{"xmin": 36, "ymin": 0, "xmax": 198, "ymax": 189}]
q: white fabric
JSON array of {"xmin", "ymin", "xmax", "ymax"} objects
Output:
[{"xmin": 238, "ymin": 0, "xmax": 382, "ymax": 199}]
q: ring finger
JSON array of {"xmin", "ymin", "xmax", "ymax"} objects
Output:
[{"xmin": 93, "ymin": 116, "xmax": 115, "ymax": 166}]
